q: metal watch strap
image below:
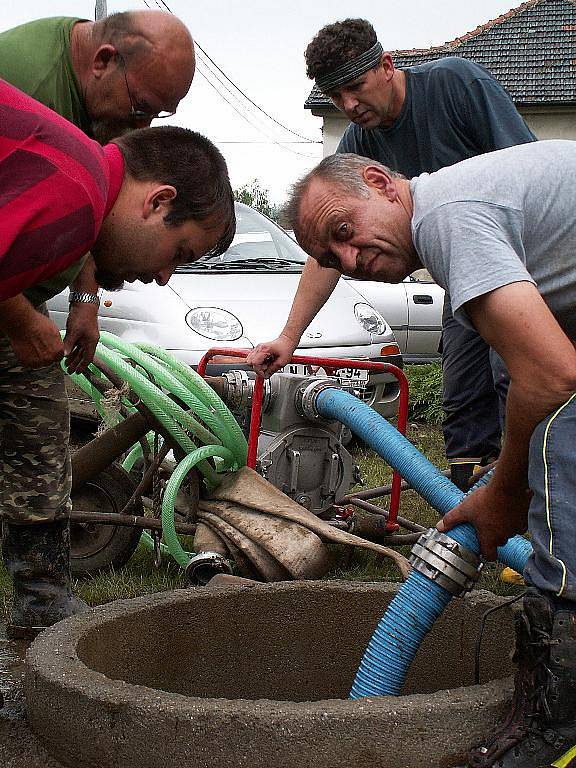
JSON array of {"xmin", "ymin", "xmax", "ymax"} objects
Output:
[{"xmin": 68, "ymin": 291, "xmax": 100, "ymax": 306}]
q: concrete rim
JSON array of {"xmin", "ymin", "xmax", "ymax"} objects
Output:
[
  {"xmin": 26, "ymin": 581, "xmax": 510, "ymax": 712},
  {"xmin": 25, "ymin": 581, "xmax": 515, "ymax": 768}
]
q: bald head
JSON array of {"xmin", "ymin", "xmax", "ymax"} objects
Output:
[
  {"xmin": 94, "ymin": 11, "xmax": 195, "ymax": 96},
  {"xmin": 72, "ymin": 11, "xmax": 195, "ymax": 142}
]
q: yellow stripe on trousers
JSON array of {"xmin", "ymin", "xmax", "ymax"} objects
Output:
[
  {"xmin": 542, "ymin": 392, "xmax": 576, "ymax": 598},
  {"xmin": 551, "ymin": 742, "xmax": 576, "ymax": 767}
]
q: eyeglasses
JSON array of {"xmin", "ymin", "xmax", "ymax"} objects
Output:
[{"xmin": 117, "ymin": 53, "xmax": 176, "ymax": 121}]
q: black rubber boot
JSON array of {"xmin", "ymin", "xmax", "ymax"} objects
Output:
[
  {"xmin": 462, "ymin": 591, "xmax": 576, "ymax": 767},
  {"xmin": 2, "ymin": 519, "xmax": 87, "ymax": 640}
]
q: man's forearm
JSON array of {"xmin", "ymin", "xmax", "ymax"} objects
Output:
[
  {"xmin": 0, "ymin": 294, "xmax": 38, "ymax": 335},
  {"xmin": 466, "ymin": 283, "xmax": 576, "ymax": 497},
  {"xmin": 282, "ymin": 258, "xmax": 340, "ymax": 342}
]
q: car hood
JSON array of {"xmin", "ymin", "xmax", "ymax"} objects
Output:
[{"xmin": 168, "ymin": 273, "xmax": 375, "ymax": 347}]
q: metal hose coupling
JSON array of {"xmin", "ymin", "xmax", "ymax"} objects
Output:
[
  {"xmin": 295, "ymin": 379, "xmax": 341, "ymax": 421},
  {"xmin": 221, "ymin": 370, "xmax": 273, "ymax": 412},
  {"xmin": 186, "ymin": 551, "xmax": 234, "ymax": 586},
  {"xmin": 409, "ymin": 528, "xmax": 483, "ymax": 596}
]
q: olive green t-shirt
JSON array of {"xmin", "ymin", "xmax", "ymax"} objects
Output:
[{"xmin": 0, "ymin": 17, "xmax": 92, "ymax": 305}]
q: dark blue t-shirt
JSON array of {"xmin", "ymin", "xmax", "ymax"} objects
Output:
[{"xmin": 337, "ymin": 58, "xmax": 536, "ymax": 176}]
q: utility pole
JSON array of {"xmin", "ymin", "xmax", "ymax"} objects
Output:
[{"xmin": 95, "ymin": 1, "xmax": 107, "ymax": 20}]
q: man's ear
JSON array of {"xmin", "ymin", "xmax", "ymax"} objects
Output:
[
  {"xmin": 363, "ymin": 165, "xmax": 398, "ymax": 201},
  {"xmin": 92, "ymin": 45, "xmax": 119, "ymax": 77},
  {"xmin": 143, "ymin": 185, "xmax": 178, "ymax": 219},
  {"xmin": 380, "ymin": 53, "xmax": 395, "ymax": 81}
]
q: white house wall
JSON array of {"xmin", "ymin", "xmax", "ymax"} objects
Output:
[{"xmin": 522, "ymin": 110, "xmax": 576, "ymax": 140}]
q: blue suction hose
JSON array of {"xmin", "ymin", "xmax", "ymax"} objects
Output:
[{"xmin": 314, "ymin": 388, "xmax": 532, "ymax": 698}]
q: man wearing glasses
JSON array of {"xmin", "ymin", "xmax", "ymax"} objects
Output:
[{"xmin": 0, "ymin": 11, "xmax": 195, "ymax": 639}]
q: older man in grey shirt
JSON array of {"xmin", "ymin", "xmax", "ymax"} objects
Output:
[{"xmin": 259, "ymin": 140, "xmax": 576, "ymax": 768}]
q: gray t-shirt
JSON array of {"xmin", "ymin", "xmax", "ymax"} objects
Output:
[{"xmin": 411, "ymin": 140, "xmax": 576, "ymax": 340}]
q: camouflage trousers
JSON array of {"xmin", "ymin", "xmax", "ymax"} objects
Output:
[{"xmin": 0, "ymin": 306, "xmax": 71, "ymax": 524}]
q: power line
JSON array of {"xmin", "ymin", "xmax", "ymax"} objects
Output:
[
  {"xmin": 194, "ymin": 41, "xmax": 317, "ymax": 143},
  {"xmin": 195, "ymin": 50, "xmax": 281, "ymax": 137},
  {"xmin": 196, "ymin": 69, "xmax": 319, "ymax": 159},
  {"xmin": 146, "ymin": 0, "xmax": 320, "ymax": 148},
  {"xmin": 194, "ymin": 48, "xmax": 316, "ymax": 152}
]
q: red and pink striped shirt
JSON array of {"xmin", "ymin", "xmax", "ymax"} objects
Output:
[{"xmin": 0, "ymin": 78, "xmax": 124, "ymax": 300}]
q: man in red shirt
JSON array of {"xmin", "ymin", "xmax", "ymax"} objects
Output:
[
  {"xmin": 0, "ymin": 10, "xmax": 198, "ymax": 644},
  {"xmin": 0, "ymin": 79, "xmax": 235, "ymax": 636}
]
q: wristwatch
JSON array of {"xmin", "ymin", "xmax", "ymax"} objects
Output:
[{"xmin": 68, "ymin": 291, "xmax": 100, "ymax": 307}]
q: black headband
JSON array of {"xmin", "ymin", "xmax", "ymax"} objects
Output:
[{"xmin": 315, "ymin": 42, "xmax": 384, "ymax": 93}]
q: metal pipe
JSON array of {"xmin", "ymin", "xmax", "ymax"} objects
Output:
[
  {"xmin": 117, "ymin": 442, "xmax": 171, "ymax": 516},
  {"xmin": 345, "ymin": 498, "xmax": 426, "ymax": 533},
  {"xmin": 70, "ymin": 510, "xmax": 197, "ymax": 535},
  {"xmin": 342, "ymin": 469, "xmax": 452, "ymax": 502},
  {"xmin": 71, "ymin": 411, "xmax": 151, "ymax": 492},
  {"xmin": 350, "ymin": 513, "xmax": 423, "ymax": 544},
  {"xmin": 247, "ymin": 375, "xmax": 264, "ymax": 469}
]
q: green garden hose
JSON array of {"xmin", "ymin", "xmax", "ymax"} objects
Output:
[{"xmin": 63, "ymin": 331, "xmax": 248, "ymax": 570}]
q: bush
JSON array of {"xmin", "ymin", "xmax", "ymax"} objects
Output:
[{"xmin": 405, "ymin": 363, "xmax": 443, "ymax": 424}]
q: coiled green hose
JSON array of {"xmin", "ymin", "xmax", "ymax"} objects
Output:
[{"xmin": 63, "ymin": 331, "xmax": 248, "ymax": 570}]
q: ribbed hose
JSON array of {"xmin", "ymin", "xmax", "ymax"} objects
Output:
[
  {"xmin": 314, "ymin": 388, "xmax": 532, "ymax": 698},
  {"xmin": 63, "ymin": 333, "xmax": 248, "ymax": 569}
]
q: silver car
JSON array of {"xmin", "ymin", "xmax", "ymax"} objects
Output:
[
  {"xmin": 346, "ymin": 270, "xmax": 444, "ymax": 364},
  {"xmin": 48, "ymin": 204, "xmax": 403, "ymax": 417}
]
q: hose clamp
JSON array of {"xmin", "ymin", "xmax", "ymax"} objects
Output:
[
  {"xmin": 185, "ymin": 551, "xmax": 234, "ymax": 586},
  {"xmin": 221, "ymin": 370, "xmax": 272, "ymax": 412},
  {"xmin": 222, "ymin": 370, "xmax": 251, "ymax": 411},
  {"xmin": 409, "ymin": 528, "xmax": 483, "ymax": 596},
  {"xmin": 295, "ymin": 379, "xmax": 340, "ymax": 421}
]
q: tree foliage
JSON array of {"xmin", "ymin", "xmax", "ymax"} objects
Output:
[
  {"xmin": 405, "ymin": 363, "xmax": 444, "ymax": 424},
  {"xmin": 234, "ymin": 179, "xmax": 279, "ymax": 221}
]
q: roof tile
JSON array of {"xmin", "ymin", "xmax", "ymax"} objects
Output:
[{"xmin": 306, "ymin": 0, "xmax": 576, "ymax": 108}]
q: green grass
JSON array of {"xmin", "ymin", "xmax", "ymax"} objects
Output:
[
  {"xmin": 0, "ymin": 544, "xmax": 190, "ymax": 621},
  {"xmin": 0, "ymin": 364, "xmax": 523, "ymax": 617}
]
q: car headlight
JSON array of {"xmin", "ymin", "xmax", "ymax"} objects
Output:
[
  {"xmin": 185, "ymin": 307, "xmax": 243, "ymax": 341},
  {"xmin": 354, "ymin": 303, "xmax": 389, "ymax": 336}
]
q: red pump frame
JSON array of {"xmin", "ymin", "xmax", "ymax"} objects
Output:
[{"xmin": 197, "ymin": 349, "xmax": 409, "ymax": 531}]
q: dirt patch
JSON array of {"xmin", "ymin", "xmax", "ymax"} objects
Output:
[{"xmin": 0, "ymin": 622, "xmax": 65, "ymax": 768}]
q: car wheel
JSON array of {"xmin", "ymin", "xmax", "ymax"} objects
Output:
[{"xmin": 70, "ymin": 462, "xmax": 142, "ymax": 576}]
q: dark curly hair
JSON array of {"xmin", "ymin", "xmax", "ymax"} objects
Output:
[{"xmin": 305, "ymin": 19, "xmax": 377, "ymax": 80}]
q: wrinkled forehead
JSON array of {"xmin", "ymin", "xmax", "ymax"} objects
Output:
[{"xmin": 295, "ymin": 179, "xmax": 337, "ymax": 250}]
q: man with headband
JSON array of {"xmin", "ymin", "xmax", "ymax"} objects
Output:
[{"xmin": 248, "ymin": 18, "xmax": 535, "ymax": 492}]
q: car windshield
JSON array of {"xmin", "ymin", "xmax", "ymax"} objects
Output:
[{"xmin": 176, "ymin": 203, "xmax": 308, "ymax": 273}]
